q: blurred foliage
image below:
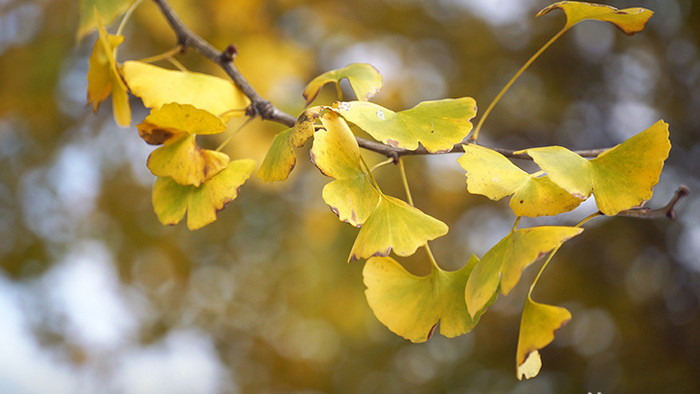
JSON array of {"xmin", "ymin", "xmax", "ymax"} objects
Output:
[{"xmin": 1, "ymin": 0, "xmax": 699, "ymax": 393}]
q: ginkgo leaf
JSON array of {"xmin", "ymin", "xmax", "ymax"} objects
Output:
[
  {"xmin": 148, "ymin": 135, "xmax": 230, "ymax": 187},
  {"xmin": 122, "ymin": 61, "xmax": 249, "ymax": 119},
  {"xmin": 465, "ymin": 226, "xmax": 583, "ymax": 316},
  {"xmin": 303, "ymin": 63, "xmax": 382, "ymax": 105},
  {"xmin": 152, "ymin": 159, "xmax": 256, "ymax": 230},
  {"xmin": 290, "ymin": 106, "xmax": 323, "ymax": 147},
  {"xmin": 87, "ymin": 10, "xmax": 130, "ymax": 126},
  {"xmin": 137, "ymin": 102, "xmax": 227, "ymax": 145},
  {"xmin": 364, "ymin": 255, "xmax": 493, "ymax": 343},
  {"xmin": 258, "ymin": 129, "xmax": 296, "ymax": 183},
  {"xmin": 77, "ymin": 0, "xmax": 136, "ymax": 41},
  {"xmin": 311, "ymin": 111, "xmax": 379, "ymax": 227},
  {"xmin": 516, "ymin": 296, "xmax": 571, "ymax": 380},
  {"xmin": 349, "ymin": 194, "xmax": 448, "ymax": 262},
  {"xmin": 537, "ymin": 1, "xmax": 653, "ymax": 35},
  {"xmin": 457, "ymin": 144, "xmax": 582, "ymax": 217},
  {"xmin": 525, "ymin": 120, "xmax": 671, "ymax": 215},
  {"xmin": 333, "ymin": 98, "xmax": 477, "ymax": 153},
  {"xmin": 138, "ymin": 103, "xmax": 230, "ymax": 186}
]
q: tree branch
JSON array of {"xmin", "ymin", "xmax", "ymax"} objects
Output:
[
  {"xmin": 616, "ymin": 185, "xmax": 690, "ymax": 219},
  {"xmin": 148, "ymin": 0, "xmax": 652, "ymax": 162}
]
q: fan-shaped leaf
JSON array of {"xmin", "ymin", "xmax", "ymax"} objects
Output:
[
  {"xmin": 526, "ymin": 120, "xmax": 671, "ymax": 215},
  {"xmin": 334, "ymin": 98, "xmax": 477, "ymax": 153},
  {"xmin": 87, "ymin": 10, "xmax": 130, "ymax": 126},
  {"xmin": 137, "ymin": 102, "xmax": 227, "ymax": 145},
  {"xmin": 457, "ymin": 144, "xmax": 582, "ymax": 216},
  {"xmin": 516, "ymin": 297, "xmax": 571, "ymax": 380},
  {"xmin": 465, "ymin": 226, "xmax": 582, "ymax": 316},
  {"xmin": 537, "ymin": 1, "xmax": 653, "ymax": 35},
  {"xmin": 364, "ymin": 255, "xmax": 492, "ymax": 343},
  {"xmin": 303, "ymin": 63, "xmax": 382, "ymax": 105},
  {"xmin": 152, "ymin": 159, "xmax": 256, "ymax": 230},
  {"xmin": 122, "ymin": 61, "xmax": 249, "ymax": 119},
  {"xmin": 311, "ymin": 111, "xmax": 379, "ymax": 227},
  {"xmin": 349, "ymin": 194, "xmax": 448, "ymax": 262}
]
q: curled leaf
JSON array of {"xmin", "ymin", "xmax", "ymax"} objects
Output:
[
  {"xmin": 152, "ymin": 159, "xmax": 256, "ymax": 230},
  {"xmin": 258, "ymin": 129, "xmax": 296, "ymax": 183},
  {"xmin": 537, "ymin": 1, "xmax": 654, "ymax": 35},
  {"xmin": 465, "ymin": 226, "xmax": 583, "ymax": 317},
  {"xmin": 122, "ymin": 61, "xmax": 249, "ymax": 119},
  {"xmin": 303, "ymin": 63, "xmax": 382, "ymax": 105},
  {"xmin": 457, "ymin": 144, "xmax": 582, "ymax": 217},
  {"xmin": 364, "ymin": 255, "xmax": 490, "ymax": 343},
  {"xmin": 87, "ymin": 9, "xmax": 130, "ymax": 126},
  {"xmin": 516, "ymin": 297, "xmax": 571, "ymax": 380},
  {"xmin": 138, "ymin": 103, "xmax": 230, "ymax": 187},
  {"xmin": 311, "ymin": 111, "xmax": 379, "ymax": 227},
  {"xmin": 525, "ymin": 120, "xmax": 671, "ymax": 215},
  {"xmin": 349, "ymin": 194, "xmax": 448, "ymax": 262},
  {"xmin": 290, "ymin": 106, "xmax": 323, "ymax": 147},
  {"xmin": 334, "ymin": 98, "xmax": 477, "ymax": 153}
]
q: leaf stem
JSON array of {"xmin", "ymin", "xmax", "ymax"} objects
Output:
[
  {"xmin": 397, "ymin": 158, "xmax": 414, "ymax": 207},
  {"xmin": 369, "ymin": 158, "xmax": 395, "ymax": 173},
  {"xmin": 116, "ymin": 0, "xmax": 143, "ymax": 37},
  {"xmin": 360, "ymin": 155, "xmax": 381, "ymax": 192},
  {"xmin": 137, "ymin": 46, "xmax": 183, "ymax": 64},
  {"xmin": 471, "ymin": 27, "xmax": 569, "ymax": 142},
  {"xmin": 335, "ymin": 83, "xmax": 344, "ymax": 102},
  {"xmin": 216, "ymin": 117, "xmax": 253, "ymax": 152}
]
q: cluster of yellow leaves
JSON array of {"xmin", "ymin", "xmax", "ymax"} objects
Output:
[{"xmin": 82, "ymin": 8, "xmax": 254, "ymax": 230}]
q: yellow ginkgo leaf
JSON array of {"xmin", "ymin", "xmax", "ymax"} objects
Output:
[
  {"xmin": 152, "ymin": 159, "xmax": 256, "ymax": 230},
  {"xmin": 148, "ymin": 135, "xmax": 230, "ymax": 187},
  {"xmin": 457, "ymin": 144, "xmax": 582, "ymax": 217},
  {"xmin": 526, "ymin": 120, "xmax": 671, "ymax": 215},
  {"xmin": 349, "ymin": 193, "xmax": 448, "ymax": 262},
  {"xmin": 537, "ymin": 1, "xmax": 654, "ymax": 35},
  {"xmin": 290, "ymin": 106, "xmax": 323, "ymax": 147},
  {"xmin": 311, "ymin": 111, "xmax": 379, "ymax": 227},
  {"xmin": 303, "ymin": 63, "xmax": 383, "ymax": 105},
  {"xmin": 516, "ymin": 296, "xmax": 571, "ymax": 380},
  {"xmin": 465, "ymin": 226, "xmax": 583, "ymax": 317},
  {"xmin": 364, "ymin": 255, "xmax": 492, "ymax": 343},
  {"xmin": 333, "ymin": 98, "xmax": 477, "ymax": 153},
  {"xmin": 122, "ymin": 61, "xmax": 249, "ymax": 119},
  {"xmin": 138, "ymin": 103, "xmax": 230, "ymax": 186},
  {"xmin": 87, "ymin": 9, "xmax": 130, "ymax": 126},
  {"xmin": 258, "ymin": 129, "xmax": 296, "ymax": 183}
]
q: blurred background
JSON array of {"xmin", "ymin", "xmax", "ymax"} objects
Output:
[{"xmin": 1, "ymin": 0, "xmax": 699, "ymax": 392}]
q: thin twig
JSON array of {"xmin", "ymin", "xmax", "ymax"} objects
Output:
[{"xmin": 616, "ymin": 185, "xmax": 690, "ymax": 219}]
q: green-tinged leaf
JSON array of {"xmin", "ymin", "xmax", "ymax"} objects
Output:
[
  {"xmin": 349, "ymin": 194, "xmax": 448, "ymax": 262},
  {"xmin": 303, "ymin": 63, "xmax": 382, "ymax": 104},
  {"xmin": 122, "ymin": 61, "xmax": 249, "ymax": 119},
  {"xmin": 258, "ymin": 129, "xmax": 296, "ymax": 183},
  {"xmin": 86, "ymin": 10, "xmax": 130, "ymax": 126},
  {"xmin": 290, "ymin": 106, "xmax": 323, "ymax": 147},
  {"xmin": 465, "ymin": 226, "xmax": 583, "ymax": 316},
  {"xmin": 537, "ymin": 1, "xmax": 653, "ymax": 35},
  {"xmin": 364, "ymin": 255, "xmax": 492, "ymax": 342},
  {"xmin": 526, "ymin": 120, "xmax": 671, "ymax": 215},
  {"xmin": 312, "ymin": 111, "xmax": 379, "ymax": 227},
  {"xmin": 334, "ymin": 98, "xmax": 477, "ymax": 153},
  {"xmin": 516, "ymin": 297, "xmax": 571, "ymax": 380},
  {"xmin": 458, "ymin": 144, "xmax": 582, "ymax": 216},
  {"xmin": 152, "ymin": 159, "xmax": 256, "ymax": 230},
  {"xmin": 147, "ymin": 134, "xmax": 230, "ymax": 187},
  {"xmin": 137, "ymin": 102, "xmax": 227, "ymax": 145},
  {"xmin": 77, "ymin": 0, "xmax": 136, "ymax": 40}
]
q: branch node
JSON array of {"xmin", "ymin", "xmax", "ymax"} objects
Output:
[{"xmin": 221, "ymin": 44, "xmax": 238, "ymax": 62}]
